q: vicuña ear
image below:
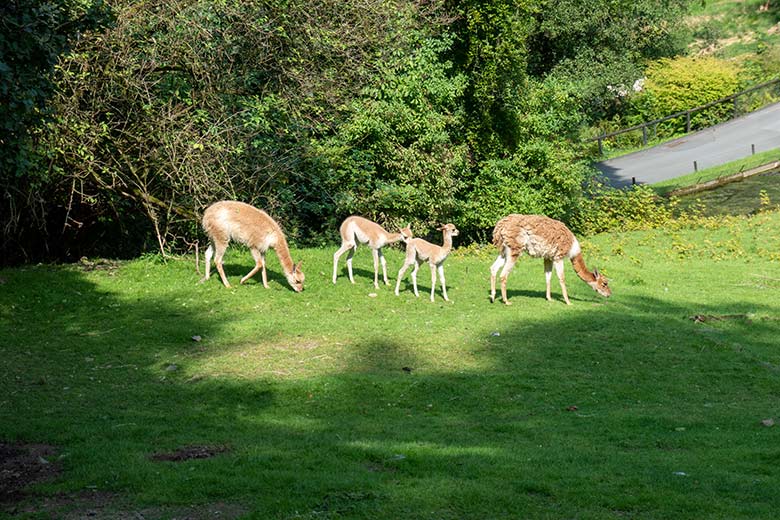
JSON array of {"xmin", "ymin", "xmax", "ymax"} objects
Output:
[
  {"xmin": 594, "ymin": 267, "xmax": 600, "ymax": 277},
  {"xmin": 295, "ymin": 260, "xmax": 303, "ymax": 271}
]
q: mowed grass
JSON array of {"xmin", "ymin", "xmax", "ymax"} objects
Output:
[{"xmin": 2, "ymin": 212, "xmax": 780, "ymax": 519}]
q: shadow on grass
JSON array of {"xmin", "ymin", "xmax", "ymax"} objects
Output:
[
  {"xmin": 210, "ymin": 261, "xmax": 292, "ymax": 289},
  {"xmin": 2, "ymin": 264, "xmax": 779, "ymax": 518},
  {"xmin": 333, "ymin": 266, "xmax": 387, "ymax": 285}
]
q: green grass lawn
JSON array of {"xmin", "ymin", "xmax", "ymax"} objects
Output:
[{"xmin": 2, "ymin": 212, "xmax": 780, "ymax": 519}]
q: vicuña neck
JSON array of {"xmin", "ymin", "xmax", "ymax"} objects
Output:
[
  {"xmin": 441, "ymin": 232, "xmax": 453, "ymax": 252},
  {"xmin": 274, "ymin": 234, "xmax": 295, "ymax": 275},
  {"xmin": 570, "ymin": 253, "xmax": 597, "ymax": 283},
  {"xmin": 387, "ymin": 232, "xmax": 404, "ymax": 243}
]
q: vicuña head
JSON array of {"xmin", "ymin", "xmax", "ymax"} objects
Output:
[
  {"xmin": 399, "ymin": 223, "xmax": 413, "ymax": 243},
  {"xmin": 589, "ymin": 268, "xmax": 611, "ymax": 298},
  {"xmin": 286, "ymin": 260, "xmax": 305, "ymax": 293},
  {"xmin": 438, "ymin": 223, "xmax": 459, "ymax": 238}
]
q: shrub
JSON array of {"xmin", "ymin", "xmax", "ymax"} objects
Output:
[
  {"xmin": 629, "ymin": 56, "xmax": 742, "ymax": 137},
  {"xmin": 574, "ymin": 182, "xmax": 676, "ymax": 235}
]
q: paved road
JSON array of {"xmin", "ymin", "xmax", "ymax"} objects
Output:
[{"xmin": 594, "ymin": 101, "xmax": 780, "ymax": 188}]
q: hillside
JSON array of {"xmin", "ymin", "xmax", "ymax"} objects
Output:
[{"xmin": 688, "ymin": 0, "xmax": 780, "ymax": 74}]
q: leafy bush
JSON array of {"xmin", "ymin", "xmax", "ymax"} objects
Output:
[{"xmin": 0, "ymin": 0, "xmax": 110, "ymax": 262}]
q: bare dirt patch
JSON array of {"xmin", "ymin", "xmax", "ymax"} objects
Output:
[
  {"xmin": 13, "ymin": 491, "xmax": 248, "ymax": 519},
  {"xmin": 0, "ymin": 442, "xmax": 60, "ymax": 504},
  {"xmin": 2, "ymin": 442, "xmax": 245, "ymax": 518},
  {"xmin": 149, "ymin": 444, "xmax": 230, "ymax": 462},
  {"xmin": 693, "ymin": 34, "xmax": 756, "ymax": 55}
]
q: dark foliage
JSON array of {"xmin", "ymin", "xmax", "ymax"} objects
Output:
[{"xmin": 0, "ymin": 0, "xmax": 691, "ymax": 264}]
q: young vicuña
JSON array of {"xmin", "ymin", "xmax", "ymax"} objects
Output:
[
  {"xmin": 333, "ymin": 216, "xmax": 412, "ymax": 288},
  {"xmin": 199, "ymin": 200, "xmax": 304, "ymax": 292},
  {"xmin": 395, "ymin": 223, "xmax": 459, "ymax": 302},
  {"xmin": 490, "ymin": 214, "xmax": 610, "ymax": 305}
]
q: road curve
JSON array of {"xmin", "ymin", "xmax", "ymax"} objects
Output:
[{"xmin": 594, "ymin": 101, "xmax": 780, "ymax": 188}]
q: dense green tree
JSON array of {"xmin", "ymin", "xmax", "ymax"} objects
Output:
[
  {"xmin": 526, "ymin": 0, "xmax": 690, "ymax": 121},
  {"xmin": 0, "ymin": 0, "xmax": 109, "ymax": 262},
  {"xmin": 448, "ymin": 0, "xmax": 534, "ymax": 160},
  {"xmin": 1, "ymin": 0, "xmax": 694, "ymax": 263},
  {"xmin": 316, "ymin": 35, "xmax": 469, "ymax": 234}
]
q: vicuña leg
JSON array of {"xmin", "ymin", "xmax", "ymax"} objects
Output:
[
  {"xmin": 241, "ymin": 249, "xmax": 265, "ymax": 285},
  {"xmin": 200, "ymin": 244, "xmax": 214, "ymax": 283},
  {"xmin": 371, "ymin": 248, "xmax": 380, "ymax": 288},
  {"xmin": 378, "ymin": 249, "xmax": 389, "ymax": 286},
  {"xmin": 260, "ymin": 252, "xmax": 268, "ymax": 288},
  {"xmin": 544, "ymin": 258, "xmax": 553, "ymax": 301},
  {"xmin": 332, "ymin": 242, "xmax": 355, "ymax": 284},
  {"xmin": 346, "ymin": 246, "xmax": 356, "ymax": 284},
  {"xmin": 499, "ymin": 252, "xmax": 519, "ymax": 305},
  {"xmin": 213, "ymin": 241, "xmax": 231, "ymax": 288},
  {"xmin": 411, "ymin": 261, "xmax": 421, "ymax": 298},
  {"xmin": 437, "ymin": 264, "xmax": 448, "ymax": 302},
  {"xmin": 554, "ymin": 259, "xmax": 570, "ymax": 305},
  {"xmin": 489, "ymin": 252, "xmax": 506, "ymax": 303},
  {"xmin": 395, "ymin": 260, "xmax": 412, "ymax": 296},
  {"xmin": 429, "ymin": 263, "xmax": 438, "ymax": 302}
]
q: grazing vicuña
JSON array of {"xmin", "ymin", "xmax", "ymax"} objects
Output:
[
  {"xmin": 200, "ymin": 201, "xmax": 304, "ymax": 292},
  {"xmin": 490, "ymin": 214, "xmax": 610, "ymax": 305}
]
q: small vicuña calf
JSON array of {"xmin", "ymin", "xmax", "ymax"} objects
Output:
[
  {"xmin": 395, "ymin": 224, "xmax": 459, "ymax": 302},
  {"xmin": 490, "ymin": 214, "xmax": 610, "ymax": 305},
  {"xmin": 199, "ymin": 200, "xmax": 304, "ymax": 292},
  {"xmin": 333, "ymin": 216, "xmax": 412, "ymax": 288}
]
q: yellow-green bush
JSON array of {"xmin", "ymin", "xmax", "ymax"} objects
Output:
[{"xmin": 630, "ymin": 56, "xmax": 742, "ymax": 136}]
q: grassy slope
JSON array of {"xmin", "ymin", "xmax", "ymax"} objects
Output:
[
  {"xmin": 688, "ymin": 0, "xmax": 780, "ymax": 63},
  {"xmin": 2, "ymin": 212, "xmax": 780, "ymax": 518},
  {"xmin": 651, "ymin": 148, "xmax": 780, "ymax": 195}
]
